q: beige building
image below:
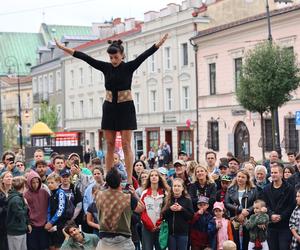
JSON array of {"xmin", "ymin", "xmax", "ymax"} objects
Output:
[
  {"xmin": 192, "ymin": 3, "xmax": 300, "ymax": 162},
  {"xmin": 62, "ymin": 0, "xmax": 279, "ymax": 161},
  {"xmin": 0, "ymin": 76, "xmax": 33, "ymax": 148}
]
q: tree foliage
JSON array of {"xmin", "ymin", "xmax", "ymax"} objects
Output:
[
  {"xmin": 39, "ymin": 102, "xmax": 58, "ymax": 132},
  {"xmin": 237, "ymin": 41, "xmax": 300, "ymax": 112},
  {"xmin": 236, "ymin": 41, "xmax": 300, "ymax": 158},
  {"xmin": 3, "ymin": 120, "xmax": 18, "ymax": 151}
]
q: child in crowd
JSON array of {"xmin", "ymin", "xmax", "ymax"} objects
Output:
[
  {"xmin": 6, "ymin": 176, "xmax": 30, "ymax": 250},
  {"xmin": 190, "ymin": 196, "xmax": 216, "ymax": 250},
  {"xmin": 289, "ymin": 190, "xmax": 300, "ymax": 250},
  {"xmin": 45, "ymin": 174, "xmax": 67, "ymax": 250},
  {"xmin": 24, "ymin": 170, "xmax": 50, "ymax": 250},
  {"xmin": 86, "ymin": 184, "xmax": 101, "ymax": 236},
  {"xmin": 113, "ymin": 152, "xmax": 128, "ymax": 181},
  {"xmin": 245, "ymin": 199, "xmax": 269, "ymax": 250},
  {"xmin": 161, "ymin": 178, "xmax": 194, "ymax": 250},
  {"xmin": 213, "ymin": 201, "xmax": 234, "ymax": 250},
  {"xmin": 216, "ymin": 175, "xmax": 231, "ymax": 202}
]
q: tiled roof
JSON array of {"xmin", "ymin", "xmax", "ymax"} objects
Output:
[
  {"xmin": 40, "ymin": 23, "xmax": 93, "ymax": 41},
  {"xmin": 74, "ymin": 24, "xmax": 142, "ymax": 51},
  {"xmin": 0, "ymin": 32, "xmax": 44, "ymax": 75},
  {"xmin": 193, "ymin": 4, "xmax": 300, "ymax": 39}
]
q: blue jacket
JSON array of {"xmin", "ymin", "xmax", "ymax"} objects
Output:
[{"xmin": 48, "ymin": 188, "xmax": 66, "ymax": 226}]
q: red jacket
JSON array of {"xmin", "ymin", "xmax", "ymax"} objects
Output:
[{"xmin": 140, "ymin": 188, "xmax": 165, "ymax": 232}]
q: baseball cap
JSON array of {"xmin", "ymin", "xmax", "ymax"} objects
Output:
[
  {"xmin": 197, "ymin": 196, "xmax": 209, "ymax": 204},
  {"xmin": 213, "ymin": 201, "xmax": 224, "ymax": 211},
  {"xmin": 219, "ymin": 163, "xmax": 228, "ymax": 169},
  {"xmin": 60, "ymin": 168, "xmax": 71, "ymax": 177},
  {"xmin": 68, "ymin": 153, "xmax": 80, "ymax": 160},
  {"xmin": 174, "ymin": 160, "xmax": 185, "ymax": 166},
  {"xmin": 221, "ymin": 175, "xmax": 232, "ymax": 182},
  {"xmin": 158, "ymin": 167, "xmax": 168, "ymax": 176},
  {"xmin": 178, "ymin": 151, "xmax": 187, "ymax": 156},
  {"xmin": 228, "ymin": 157, "xmax": 240, "ymax": 164}
]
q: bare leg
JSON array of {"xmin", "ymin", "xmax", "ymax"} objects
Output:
[
  {"xmin": 104, "ymin": 130, "xmax": 117, "ymax": 173},
  {"xmin": 121, "ymin": 130, "xmax": 133, "ymax": 183}
]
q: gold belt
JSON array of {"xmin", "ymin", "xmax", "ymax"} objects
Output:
[{"xmin": 105, "ymin": 90, "xmax": 133, "ymax": 103}]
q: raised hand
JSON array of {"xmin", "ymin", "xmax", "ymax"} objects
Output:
[
  {"xmin": 54, "ymin": 38, "xmax": 65, "ymax": 50},
  {"xmin": 155, "ymin": 34, "xmax": 168, "ymax": 48},
  {"xmin": 54, "ymin": 38, "xmax": 75, "ymax": 55}
]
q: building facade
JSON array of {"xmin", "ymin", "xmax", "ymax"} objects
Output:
[
  {"xmin": 63, "ymin": 0, "xmax": 272, "ymax": 161},
  {"xmin": 193, "ymin": 4, "xmax": 300, "ymax": 162}
]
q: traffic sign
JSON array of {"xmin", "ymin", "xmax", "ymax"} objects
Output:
[{"xmin": 296, "ymin": 111, "xmax": 300, "ymax": 130}]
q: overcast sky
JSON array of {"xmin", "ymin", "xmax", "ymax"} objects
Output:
[{"xmin": 0, "ymin": 0, "xmax": 184, "ymax": 33}]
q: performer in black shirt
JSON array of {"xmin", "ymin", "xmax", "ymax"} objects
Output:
[{"xmin": 55, "ymin": 34, "xmax": 168, "ymax": 183}]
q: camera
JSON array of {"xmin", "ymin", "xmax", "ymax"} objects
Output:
[{"xmin": 74, "ymin": 159, "xmax": 79, "ymax": 166}]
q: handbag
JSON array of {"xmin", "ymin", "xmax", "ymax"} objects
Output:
[{"xmin": 159, "ymin": 220, "xmax": 169, "ymax": 250}]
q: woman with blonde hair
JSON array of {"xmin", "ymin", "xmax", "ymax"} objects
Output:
[
  {"xmin": 140, "ymin": 169, "xmax": 170, "ymax": 250},
  {"xmin": 189, "ymin": 164, "xmax": 217, "ymax": 212},
  {"xmin": 224, "ymin": 169, "xmax": 257, "ymax": 250},
  {"xmin": 0, "ymin": 171, "xmax": 13, "ymax": 250}
]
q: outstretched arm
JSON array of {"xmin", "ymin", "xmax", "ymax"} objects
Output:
[
  {"xmin": 55, "ymin": 38, "xmax": 108, "ymax": 72},
  {"xmin": 55, "ymin": 39, "xmax": 75, "ymax": 55},
  {"xmin": 128, "ymin": 34, "xmax": 168, "ymax": 72}
]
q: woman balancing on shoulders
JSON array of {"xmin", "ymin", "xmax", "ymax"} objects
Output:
[{"xmin": 55, "ymin": 34, "xmax": 168, "ymax": 183}]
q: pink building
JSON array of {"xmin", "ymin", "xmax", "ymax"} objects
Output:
[{"xmin": 192, "ymin": 4, "xmax": 300, "ymax": 162}]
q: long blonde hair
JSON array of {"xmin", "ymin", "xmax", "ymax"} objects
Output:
[
  {"xmin": 0, "ymin": 171, "xmax": 13, "ymax": 196},
  {"xmin": 193, "ymin": 164, "xmax": 214, "ymax": 184},
  {"xmin": 230, "ymin": 169, "xmax": 255, "ymax": 190}
]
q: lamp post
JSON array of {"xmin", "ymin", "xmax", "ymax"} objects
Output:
[
  {"xmin": 265, "ymin": 0, "xmax": 292, "ymax": 158},
  {"xmin": 5, "ymin": 56, "xmax": 23, "ymax": 150}
]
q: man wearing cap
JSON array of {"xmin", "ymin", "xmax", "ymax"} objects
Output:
[
  {"xmin": 227, "ymin": 157, "xmax": 240, "ymax": 179},
  {"xmin": 178, "ymin": 151, "xmax": 188, "ymax": 162},
  {"xmin": 167, "ymin": 160, "xmax": 191, "ymax": 192}
]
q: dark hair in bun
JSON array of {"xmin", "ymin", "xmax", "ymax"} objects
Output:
[{"xmin": 107, "ymin": 39, "xmax": 124, "ymax": 54}]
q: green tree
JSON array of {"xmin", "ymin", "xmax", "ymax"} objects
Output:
[
  {"xmin": 237, "ymin": 41, "xmax": 300, "ymax": 159},
  {"xmin": 39, "ymin": 102, "xmax": 58, "ymax": 132},
  {"xmin": 3, "ymin": 120, "xmax": 18, "ymax": 151}
]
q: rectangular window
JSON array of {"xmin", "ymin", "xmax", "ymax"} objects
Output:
[
  {"xmin": 79, "ymin": 68, "xmax": 84, "ymax": 86},
  {"xmin": 33, "ymin": 77, "xmax": 38, "ymax": 94},
  {"xmin": 234, "ymin": 58, "xmax": 242, "ymax": 89},
  {"xmin": 26, "ymin": 93, "xmax": 30, "ymax": 109},
  {"xmin": 165, "ymin": 88, "xmax": 172, "ymax": 111},
  {"xmin": 147, "ymin": 130, "xmax": 159, "ymax": 151},
  {"xmin": 149, "ymin": 55, "xmax": 155, "ymax": 73},
  {"xmin": 38, "ymin": 76, "xmax": 43, "ymax": 94},
  {"xmin": 181, "ymin": 43, "xmax": 188, "ymax": 66},
  {"xmin": 134, "ymin": 92, "xmax": 140, "ymax": 113},
  {"xmin": 164, "ymin": 47, "xmax": 171, "ymax": 70},
  {"xmin": 207, "ymin": 121, "xmax": 219, "ymax": 151},
  {"xmin": 56, "ymin": 70, "xmax": 61, "ymax": 91},
  {"xmin": 89, "ymin": 98, "xmax": 93, "ymax": 117},
  {"xmin": 182, "ymin": 86, "xmax": 190, "ymax": 110},
  {"xmin": 99, "ymin": 97, "xmax": 104, "ymax": 116},
  {"xmin": 70, "ymin": 70, "xmax": 75, "ymax": 88},
  {"xmin": 150, "ymin": 90, "xmax": 157, "ymax": 112},
  {"xmin": 49, "ymin": 73, "xmax": 53, "ymax": 93},
  {"xmin": 264, "ymin": 119, "xmax": 273, "ymax": 152},
  {"xmin": 179, "ymin": 130, "xmax": 193, "ymax": 158},
  {"xmin": 56, "ymin": 104, "xmax": 62, "ymax": 127},
  {"xmin": 89, "ymin": 66, "xmax": 93, "ymax": 85},
  {"xmin": 80, "ymin": 100, "xmax": 84, "ymax": 118},
  {"xmin": 284, "ymin": 117, "xmax": 299, "ymax": 153},
  {"xmin": 71, "ymin": 101, "xmax": 75, "ymax": 119},
  {"xmin": 209, "ymin": 63, "xmax": 216, "ymax": 95},
  {"xmin": 43, "ymin": 75, "xmax": 48, "ymax": 100}
]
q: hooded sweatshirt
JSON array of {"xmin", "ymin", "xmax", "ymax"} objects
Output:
[
  {"xmin": 6, "ymin": 189, "xmax": 29, "ymax": 235},
  {"xmin": 24, "ymin": 170, "xmax": 49, "ymax": 227}
]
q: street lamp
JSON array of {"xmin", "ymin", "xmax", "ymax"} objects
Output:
[
  {"xmin": 5, "ymin": 56, "xmax": 23, "ymax": 150},
  {"xmin": 265, "ymin": 0, "xmax": 292, "ymax": 158}
]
